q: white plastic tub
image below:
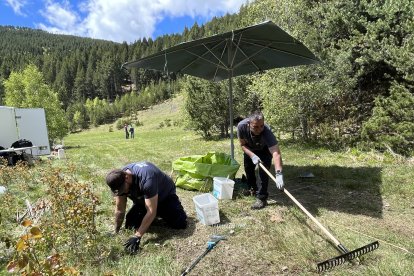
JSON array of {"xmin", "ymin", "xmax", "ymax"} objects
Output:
[
  {"xmin": 212, "ymin": 177, "xmax": 235, "ymax": 200},
  {"xmin": 192, "ymin": 193, "xmax": 220, "ymax": 225}
]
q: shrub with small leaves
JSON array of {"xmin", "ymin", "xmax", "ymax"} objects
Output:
[
  {"xmin": 361, "ymin": 83, "xmax": 414, "ymax": 156},
  {"xmin": 39, "ymin": 164, "xmax": 101, "ymax": 260},
  {"xmin": 2, "ymin": 162, "xmax": 110, "ymax": 272},
  {"xmin": 6, "ymin": 220, "xmax": 79, "ymax": 275},
  {"xmin": 115, "ymin": 118, "xmax": 130, "ymax": 130}
]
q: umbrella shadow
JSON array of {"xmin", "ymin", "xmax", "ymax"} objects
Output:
[
  {"xmin": 267, "ymin": 164, "xmax": 383, "ymax": 218},
  {"xmin": 63, "ymin": 145, "xmax": 84, "ymax": 150}
]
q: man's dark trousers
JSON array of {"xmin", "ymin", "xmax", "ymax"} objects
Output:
[
  {"xmin": 125, "ymin": 194, "xmax": 187, "ymax": 230},
  {"xmin": 243, "ymin": 149, "xmax": 272, "ymax": 200}
]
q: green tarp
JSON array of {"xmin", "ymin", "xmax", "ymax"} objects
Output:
[{"xmin": 172, "ymin": 152, "xmax": 240, "ymax": 191}]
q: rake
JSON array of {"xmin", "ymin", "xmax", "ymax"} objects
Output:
[
  {"xmin": 259, "ymin": 163, "xmax": 379, "ymax": 272},
  {"xmin": 181, "ymin": 235, "xmax": 226, "ymax": 276}
]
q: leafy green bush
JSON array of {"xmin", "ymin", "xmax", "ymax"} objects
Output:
[
  {"xmin": 164, "ymin": 119, "xmax": 171, "ymax": 127},
  {"xmin": 115, "ymin": 118, "xmax": 130, "ymax": 130},
  {"xmin": 361, "ymin": 84, "xmax": 414, "ymax": 156},
  {"xmin": 183, "ymin": 76, "xmax": 255, "ymax": 139}
]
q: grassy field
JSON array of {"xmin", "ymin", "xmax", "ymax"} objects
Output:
[{"xmin": 1, "ymin": 94, "xmax": 414, "ymax": 275}]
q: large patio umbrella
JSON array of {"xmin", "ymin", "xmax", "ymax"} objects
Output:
[{"xmin": 123, "ymin": 21, "xmax": 320, "ymax": 159}]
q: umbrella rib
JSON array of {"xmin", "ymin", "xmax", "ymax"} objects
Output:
[
  {"xmin": 230, "ymin": 40, "xmax": 274, "ymax": 70},
  {"xmin": 241, "ymin": 37, "xmax": 300, "ymax": 45},
  {"xmin": 201, "ymin": 42, "xmax": 229, "ymax": 69},
  {"xmin": 242, "ymin": 39, "xmax": 319, "ymax": 61},
  {"xmin": 179, "ymin": 41, "xmax": 229, "ymax": 73},
  {"xmin": 229, "ymin": 32, "xmax": 243, "ymax": 68},
  {"xmin": 232, "ymin": 40, "xmax": 318, "ymax": 70},
  {"xmin": 213, "ymin": 40, "xmax": 229, "ymax": 80},
  {"xmin": 232, "ymin": 35, "xmax": 261, "ymax": 71}
]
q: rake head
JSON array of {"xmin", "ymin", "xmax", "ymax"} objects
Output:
[
  {"xmin": 317, "ymin": 241, "xmax": 379, "ymax": 273},
  {"xmin": 207, "ymin": 235, "xmax": 226, "ymax": 249}
]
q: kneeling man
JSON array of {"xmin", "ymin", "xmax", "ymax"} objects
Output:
[{"xmin": 106, "ymin": 161, "xmax": 187, "ymax": 254}]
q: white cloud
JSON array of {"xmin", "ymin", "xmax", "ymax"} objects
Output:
[
  {"xmin": 35, "ymin": 0, "xmax": 249, "ymax": 43},
  {"xmin": 38, "ymin": 1, "xmax": 80, "ymax": 30},
  {"xmin": 5, "ymin": 0, "xmax": 27, "ymax": 15},
  {"xmin": 156, "ymin": 0, "xmax": 247, "ymax": 18}
]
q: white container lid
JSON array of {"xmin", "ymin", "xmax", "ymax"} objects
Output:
[
  {"xmin": 213, "ymin": 177, "xmax": 235, "ymax": 186},
  {"xmin": 193, "ymin": 193, "xmax": 218, "ymax": 207}
]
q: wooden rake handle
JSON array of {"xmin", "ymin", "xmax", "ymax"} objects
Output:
[{"xmin": 259, "ymin": 162, "xmax": 342, "ymax": 247}]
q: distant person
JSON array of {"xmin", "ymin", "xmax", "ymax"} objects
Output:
[
  {"xmin": 124, "ymin": 124, "xmax": 129, "ymax": 139},
  {"xmin": 106, "ymin": 161, "xmax": 187, "ymax": 254},
  {"xmin": 129, "ymin": 125, "xmax": 135, "ymax": 139},
  {"xmin": 237, "ymin": 111, "xmax": 284, "ymax": 209}
]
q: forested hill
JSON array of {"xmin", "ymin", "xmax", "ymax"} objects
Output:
[
  {"xmin": 0, "ymin": 11, "xmax": 241, "ymax": 108},
  {"xmin": 0, "ymin": 25, "xmax": 168, "ymax": 106},
  {"xmin": 0, "ymin": 25, "xmax": 116, "ymax": 53}
]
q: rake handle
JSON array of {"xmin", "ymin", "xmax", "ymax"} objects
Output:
[
  {"xmin": 181, "ymin": 247, "xmax": 211, "ymax": 276},
  {"xmin": 259, "ymin": 163, "xmax": 342, "ymax": 247}
]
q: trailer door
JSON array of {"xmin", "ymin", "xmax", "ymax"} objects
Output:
[
  {"xmin": 15, "ymin": 108, "xmax": 51, "ymax": 155},
  {"xmin": 0, "ymin": 106, "xmax": 19, "ymax": 149}
]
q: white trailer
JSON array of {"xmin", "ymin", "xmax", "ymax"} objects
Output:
[{"xmin": 0, "ymin": 106, "xmax": 51, "ymax": 156}]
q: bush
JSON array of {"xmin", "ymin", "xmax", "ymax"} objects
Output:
[
  {"xmin": 361, "ymin": 84, "xmax": 414, "ymax": 156},
  {"xmin": 164, "ymin": 119, "xmax": 171, "ymax": 127},
  {"xmin": 1, "ymin": 162, "xmax": 109, "ymax": 273},
  {"xmin": 115, "ymin": 118, "xmax": 130, "ymax": 130}
]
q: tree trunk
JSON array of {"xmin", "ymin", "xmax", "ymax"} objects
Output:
[{"xmin": 300, "ymin": 116, "xmax": 308, "ymax": 140}]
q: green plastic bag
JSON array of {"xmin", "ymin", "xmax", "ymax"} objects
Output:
[{"xmin": 172, "ymin": 152, "xmax": 240, "ymax": 191}]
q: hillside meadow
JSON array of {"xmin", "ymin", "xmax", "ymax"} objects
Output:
[{"xmin": 1, "ymin": 94, "xmax": 413, "ymax": 275}]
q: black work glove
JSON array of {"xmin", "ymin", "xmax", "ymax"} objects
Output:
[{"xmin": 123, "ymin": 235, "xmax": 141, "ymax": 254}]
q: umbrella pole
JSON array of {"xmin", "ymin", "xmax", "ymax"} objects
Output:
[{"xmin": 229, "ymin": 72, "xmax": 234, "ymax": 159}]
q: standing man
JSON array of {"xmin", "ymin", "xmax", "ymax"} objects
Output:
[
  {"xmin": 106, "ymin": 161, "xmax": 187, "ymax": 254},
  {"xmin": 124, "ymin": 123, "xmax": 129, "ymax": 139},
  {"xmin": 129, "ymin": 125, "xmax": 135, "ymax": 139},
  {"xmin": 237, "ymin": 111, "xmax": 284, "ymax": 209}
]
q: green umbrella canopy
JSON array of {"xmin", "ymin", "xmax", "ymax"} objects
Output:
[{"xmin": 123, "ymin": 21, "xmax": 320, "ymax": 158}]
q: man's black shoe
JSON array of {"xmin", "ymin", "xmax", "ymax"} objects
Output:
[{"xmin": 251, "ymin": 198, "xmax": 267, "ymax": 209}]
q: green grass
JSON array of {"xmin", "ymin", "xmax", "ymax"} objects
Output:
[{"xmin": 1, "ymin": 93, "xmax": 414, "ymax": 275}]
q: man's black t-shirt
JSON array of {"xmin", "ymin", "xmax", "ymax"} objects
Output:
[
  {"xmin": 123, "ymin": 162, "xmax": 176, "ymax": 203},
  {"xmin": 237, "ymin": 118, "xmax": 278, "ymax": 151}
]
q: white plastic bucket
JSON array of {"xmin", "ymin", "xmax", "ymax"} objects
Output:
[
  {"xmin": 212, "ymin": 177, "xmax": 235, "ymax": 200},
  {"xmin": 192, "ymin": 193, "xmax": 220, "ymax": 225}
]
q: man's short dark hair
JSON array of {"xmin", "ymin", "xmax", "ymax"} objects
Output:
[
  {"xmin": 249, "ymin": 111, "xmax": 264, "ymax": 121},
  {"xmin": 106, "ymin": 169, "xmax": 125, "ymax": 193}
]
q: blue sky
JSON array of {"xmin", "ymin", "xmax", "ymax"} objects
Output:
[{"xmin": 0, "ymin": 0, "xmax": 249, "ymax": 43}]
